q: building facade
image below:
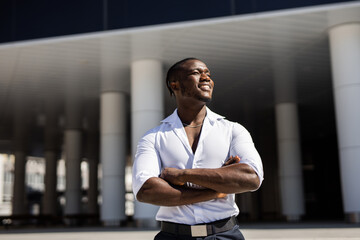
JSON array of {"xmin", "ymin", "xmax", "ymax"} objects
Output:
[{"xmin": 0, "ymin": 0, "xmax": 360, "ymax": 226}]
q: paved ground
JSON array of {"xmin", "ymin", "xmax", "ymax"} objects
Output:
[{"xmin": 0, "ymin": 222, "xmax": 359, "ymax": 240}]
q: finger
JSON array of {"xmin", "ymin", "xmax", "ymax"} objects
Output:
[
  {"xmin": 159, "ymin": 168, "xmax": 169, "ymax": 179},
  {"xmin": 223, "ymin": 156, "xmax": 241, "ymax": 166},
  {"xmin": 217, "ymin": 193, "xmax": 227, "ymax": 198},
  {"xmin": 223, "ymin": 159, "xmax": 231, "ymax": 166}
]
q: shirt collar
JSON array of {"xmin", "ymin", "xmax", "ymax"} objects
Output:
[
  {"xmin": 206, "ymin": 107, "xmax": 226, "ymax": 124},
  {"xmin": 161, "ymin": 107, "xmax": 225, "ymax": 126}
]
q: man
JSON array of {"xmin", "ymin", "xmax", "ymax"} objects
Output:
[{"xmin": 132, "ymin": 58, "xmax": 263, "ymax": 240}]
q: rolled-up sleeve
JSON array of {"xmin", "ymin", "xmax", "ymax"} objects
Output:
[
  {"xmin": 132, "ymin": 132, "xmax": 162, "ymax": 198},
  {"xmin": 230, "ymin": 123, "xmax": 264, "ymax": 189}
]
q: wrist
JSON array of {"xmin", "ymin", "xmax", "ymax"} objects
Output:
[{"xmin": 179, "ymin": 169, "xmax": 188, "ymax": 184}]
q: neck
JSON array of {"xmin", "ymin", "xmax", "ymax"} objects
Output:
[{"xmin": 177, "ymin": 103, "xmax": 207, "ymax": 126}]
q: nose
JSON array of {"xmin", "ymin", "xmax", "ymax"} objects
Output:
[{"xmin": 200, "ymin": 72, "xmax": 211, "ymax": 81}]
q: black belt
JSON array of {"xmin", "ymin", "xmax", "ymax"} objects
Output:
[{"xmin": 160, "ymin": 216, "xmax": 238, "ymax": 237}]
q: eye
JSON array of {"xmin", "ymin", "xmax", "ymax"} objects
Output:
[{"xmin": 202, "ymin": 71, "xmax": 211, "ymax": 77}]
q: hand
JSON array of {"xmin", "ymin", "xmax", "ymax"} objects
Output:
[
  {"xmin": 160, "ymin": 168, "xmax": 186, "ymax": 186},
  {"xmin": 222, "ymin": 155, "xmax": 241, "ymax": 166}
]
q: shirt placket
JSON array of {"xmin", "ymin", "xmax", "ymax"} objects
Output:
[{"xmin": 192, "ymin": 119, "xmax": 212, "ymax": 222}]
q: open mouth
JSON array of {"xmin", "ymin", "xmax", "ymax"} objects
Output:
[{"xmin": 199, "ymin": 84, "xmax": 211, "ymax": 91}]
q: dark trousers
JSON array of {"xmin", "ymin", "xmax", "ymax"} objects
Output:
[{"xmin": 154, "ymin": 225, "xmax": 245, "ymax": 240}]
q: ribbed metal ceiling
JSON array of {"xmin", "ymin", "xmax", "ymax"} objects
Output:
[{"xmin": 0, "ymin": 2, "xmax": 359, "ymax": 143}]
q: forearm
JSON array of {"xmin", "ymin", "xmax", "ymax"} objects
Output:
[
  {"xmin": 136, "ymin": 177, "xmax": 224, "ymax": 206},
  {"xmin": 180, "ymin": 163, "xmax": 260, "ymax": 194}
]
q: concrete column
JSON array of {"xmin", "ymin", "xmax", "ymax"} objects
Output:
[
  {"xmin": 100, "ymin": 38, "xmax": 128, "ymax": 226},
  {"xmin": 328, "ymin": 9, "xmax": 360, "ymax": 223},
  {"xmin": 43, "ymin": 99, "xmax": 59, "ymax": 216},
  {"xmin": 101, "ymin": 93, "xmax": 127, "ymax": 226},
  {"xmin": 64, "ymin": 131, "xmax": 82, "ymax": 216},
  {"xmin": 85, "ymin": 102, "xmax": 99, "ymax": 217},
  {"xmin": 131, "ymin": 59, "xmax": 163, "ymax": 227},
  {"xmin": 87, "ymin": 154, "xmax": 99, "ymax": 215},
  {"xmin": 273, "ymin": 53, "xmax": 305, "ymax": 221},
  {"xmin": 12, "ymin": 99, "xmax": 29, "ymax": 216},
  {"xmin": 43, "ymin": 151, "xmax": 57, "ymax": 214},
  {"xmin": 0, "ymin": 155, "xmax": 4, "ymax": 205},
  {"xmin": 13, "ymin": 152, "xmax": 26, "ymax": 215},
  {"xmin": 64, "ymin": 65, "xmax": 83, "ymax": 220},
  {"xmin": 275, "ymin": 103, "xmax": 304, "ymax": 221}
]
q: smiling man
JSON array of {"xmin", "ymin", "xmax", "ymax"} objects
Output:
[{"xmin": 132, "ymin": 58, "xmax": 263, "ymax": 240}]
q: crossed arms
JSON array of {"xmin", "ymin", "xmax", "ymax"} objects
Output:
[{"xmin": 136, "ymin": 156, "xmax": 260, "ymax": 207}]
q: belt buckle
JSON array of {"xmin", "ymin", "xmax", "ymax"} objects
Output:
[{"xmin": 191, "ymin": 225, "xmax": 207, "ymax": 237}]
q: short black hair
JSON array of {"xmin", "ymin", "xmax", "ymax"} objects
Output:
[{"xmin": 166, "ymin": 57, "xmax": 201, "ymax": 96}]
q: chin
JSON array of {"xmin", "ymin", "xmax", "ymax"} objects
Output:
[{"xmin": 197, "ymin": 96, "xmax": 212, "ymax": 103}]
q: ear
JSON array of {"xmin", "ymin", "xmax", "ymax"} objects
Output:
[{"xmin": 170, "ymin": 81, "xmax": 180, "ymax": 92}]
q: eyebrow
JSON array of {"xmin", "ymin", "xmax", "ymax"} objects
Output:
[{"xmin": 188, "ymin": 67, "xmax": 210, "ymax": 73}]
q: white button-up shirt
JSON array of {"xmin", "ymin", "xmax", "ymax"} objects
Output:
[{"xmin": 132, "ymin": 107, "xmax": 263, "ymax": 225}]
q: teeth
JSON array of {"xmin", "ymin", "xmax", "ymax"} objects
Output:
[{"xmin": 200, "ymin": 85, "xmax": 210, "ymax": 90}]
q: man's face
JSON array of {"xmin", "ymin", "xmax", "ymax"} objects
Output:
[{"xmin": 177, "ymin": 60, "xmax": 214, "ymax": 103}]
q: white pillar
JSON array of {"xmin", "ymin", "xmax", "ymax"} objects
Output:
[
  {"xmin": 275, "ymin": 103, "xmax": 304, "ymax": 221},
  {"xmin": 43, "ymin": 100, "xmax": 59, "ymax": 216},
  {"xmin": 12, "ymin": 99, "xmax": 28, "ymax": 216},
  {"xmin": 43, "ymin": 151, "xmax": 57, "ymax": 215},
  {"xmin": 64, "ymin": 130, "xmax": 82, "ymax": 215},
  {"xmin": 100, "ymin": 93, "xmax": 127, "ymax": 225},
  {"xmin": 273, "ymin": 53, "xmax": 305, "ymax": 221},
  {"xmin": 131, "ymin": 59, "xmax": 163, "ymax": 227},
  {"xmin": 100, "ymin": 39, "xmax": 128, "ymax": 226},
  {"xmin": 328, "ymin": 10, "xmax": 360, "ymax": 223},
  {"xmin": 85, "ymin": 101, "xmax": 99, "ymax": 217},
  {"xmin": 64, "ymin": 64, "xmax": 83, "ymax": 220},
  {"xmin": 13, "ymin": 151, "xmax": 26, "ymax": 216},
  {"xmin": 0, "ymin": 155, "xmax": 4, "ymax": 205},
  {"xmin": 87, "ymin": 155, "xmax": 98, "ymax": 215}
]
